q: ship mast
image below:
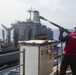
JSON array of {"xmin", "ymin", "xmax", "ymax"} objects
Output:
[{"xmin": 28, "ymin": 7, "xmax": 33, "ymax": 21}]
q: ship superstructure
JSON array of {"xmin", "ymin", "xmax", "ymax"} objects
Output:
[{"xmin": 11, "ymin": 10, "xmax": 53, "ymax": 45}]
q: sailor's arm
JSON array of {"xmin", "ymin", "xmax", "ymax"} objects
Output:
[{"xmin": 59, "ymin": 28, "xmax": 70, "ymax": 42}]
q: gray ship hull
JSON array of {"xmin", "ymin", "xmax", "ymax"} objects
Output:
[{"xmin": 0, "ymin": 47, "xmax": 19, "ymax": 70}]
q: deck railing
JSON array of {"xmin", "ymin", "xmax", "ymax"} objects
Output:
[
  {"xmin": 0, "ymin": 50, "xmax": 25, "ymax": 75},
  {"xmin": 53, "ymin": 42, "xmax": 72, "ymax": 75}
]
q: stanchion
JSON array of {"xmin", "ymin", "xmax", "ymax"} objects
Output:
[{"xmin": 56, "ymin": 49, "xmax": 59, "ymax": 75}]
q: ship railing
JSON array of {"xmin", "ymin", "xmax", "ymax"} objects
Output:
[
  {"xmin": 0, "ymin": 50, "xmax": 25, "ymax": 75},
  {"xmin": 53, "ymin": 42, "xmax": 63, "ymax": 60},
  {"xmin": 53, "ymin": 42, "xmax": 72, "ymax": 75}
]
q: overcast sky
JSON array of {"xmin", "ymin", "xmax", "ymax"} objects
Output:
[{"xmin": 0, "ymin": 0, "xmax": 76, "ymax": 29}]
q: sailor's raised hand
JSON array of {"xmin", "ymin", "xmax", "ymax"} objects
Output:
[{"xmin": 59, "ymin": 28, "xmax": 64, "ymax": 34}]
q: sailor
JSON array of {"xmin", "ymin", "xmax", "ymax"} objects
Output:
[{"xmin": 59, "ymin": 27, "xmax": 76, "ymax": 75}]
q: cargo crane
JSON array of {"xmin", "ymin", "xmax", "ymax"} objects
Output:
[
  {"xmin": 0, "ymin": 25, "xmax": 19, "ymax": 70},
  {"xmin": 1, "ymin": 24, "xmax": 14, "ymax": 48},
  {"xmin": 0, "ymin": 24, "xmax": 34, "ymax": 70}
]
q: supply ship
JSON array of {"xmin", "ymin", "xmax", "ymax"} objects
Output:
[{"xmin": 0, "ymin": 9, "xmax": 54, "ymax": 69}]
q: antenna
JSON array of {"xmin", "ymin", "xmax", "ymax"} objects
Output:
[{"xmin": 28, "ymin": 7, "xmax": 33, "ymax": 21}]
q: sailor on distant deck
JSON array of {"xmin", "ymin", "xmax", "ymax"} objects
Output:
[{"xmin": 59, "ymin": 27, "xmax": 76, "ymax": 75}]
